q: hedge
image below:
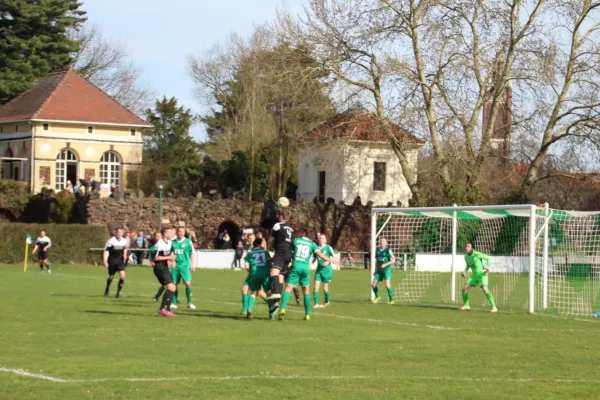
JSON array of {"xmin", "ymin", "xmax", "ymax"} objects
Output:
[{"xmin": 0, "ymin": 224, "xmax": 108, "ymax": 264}]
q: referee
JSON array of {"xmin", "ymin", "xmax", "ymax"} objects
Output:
[
  {"xmin": 103, "ymin": 228, "xmax": 128, "ymax": 298},
  {"xmin": 32, "ymin": 230, "xmax": 52, "ymax": 274}
]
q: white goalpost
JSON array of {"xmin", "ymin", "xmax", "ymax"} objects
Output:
[{"xmin": 370, "ymin": 204, "xmax": 600, "ymax": 315}]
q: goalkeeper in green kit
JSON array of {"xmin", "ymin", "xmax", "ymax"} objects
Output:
[{"xmin": 460, "ymin": 243, "xmax": 497, "ymax": 313}]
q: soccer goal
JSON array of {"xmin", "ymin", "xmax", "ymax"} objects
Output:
[{"xmin": 370, "ymin": 204, "xmax": 600, "ymax": 315}]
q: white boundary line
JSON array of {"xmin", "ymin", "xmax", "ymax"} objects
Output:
[{"xmin": 2, "ymin": 366, "xmax": 600, "ymax": 384}]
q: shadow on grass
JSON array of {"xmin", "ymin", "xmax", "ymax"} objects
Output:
[
  {"xmin": 83, "ymin": 309, "xmax": 151, "ymax": 317},
  {"xmin": 51, "ymin": 293, "xmax": 107, "ymax": 298}
]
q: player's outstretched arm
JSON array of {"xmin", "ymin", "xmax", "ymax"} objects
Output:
[{"xmin": 315, "ymin": 250, "xmax": 340, "ymax": 265}]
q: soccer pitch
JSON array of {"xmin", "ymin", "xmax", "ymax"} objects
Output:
[{"xmin": 1, "ymin": 265, "xmax": 599, "ymax": 399}]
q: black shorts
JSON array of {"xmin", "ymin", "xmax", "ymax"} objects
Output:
[
  {"xmin": 153, "ymin": 265, "xmax": 173, "ymax": 286},
  {"xmin": 38, "ymin": 251, "xmax": 47, "ymax": 261},
  {"xmin": 271, "ymin": 252, "xmax": 292, "ymax": 273},
  {"xmin": 108, "ymin": 262, "xmax": 126, "ymax": 275}
]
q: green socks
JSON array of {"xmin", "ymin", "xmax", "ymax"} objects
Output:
[
  {"xmin": 247, "ymin": 296, "xmax": 256, "ymax": 312},
  {"xmin": 324, "ymin": 291, "xmax": 330, "ymax": 304},
  {"xmin": 484, "ymin": 290, "xmax": 496, "ymax": 308},
  {"xmin": 280, "ymin": 291, "xmax": 290, "ymax": 311},
  {"xmin": 304, "ymin": 293, "xmax": 311, "ymax": 316},
  {"xmin": 173, "ymin": 288, "xmax": 178, "ymax": 305},
  {"xmin": 155, "ymin": 287, "xmax": 165, "ymax": 299},
  {"xmin": 241, "ymin": 293, "xmax": 249, "ymax": 312},
  {"xmin": 314, "ymin": 291, "xmax": 319, "ymax": 305},
  {"xmin": 186, "ymin": 287, "xmax": 192, "ymax": 304},
  {"xmin": 268, "ymin": 300, "xmax": 276, "ymax": 317},
  {"xmin": 462, "ymin": 290, "xmax": 470, "ymax": 306},
  {"xmin": 372, "ymin": 286, "xmax": 379, "ymax": 298},
  {"xmin": 387, "ymin": 287, "xmax": 393, "ymax": 301}
]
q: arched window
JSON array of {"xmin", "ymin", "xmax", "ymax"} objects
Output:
[
  {"xmin": 55, "ymin": 149, "xmax": 78, "ymax": 190},
  {"xmin": 99, "ymin": 151, "xmax": 121, "ymax": 189}
]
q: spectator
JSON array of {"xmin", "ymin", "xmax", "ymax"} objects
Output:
[
  {"xmin": 233, "ymin": 240, "xmax": 244, "ymax": 269},
  {"xmin": 241, "ymin": 233, "xmax": 248, "ymax": 250},
  {"xmin": 124, "ymin": 231, "xmax": 133, "ymax": 265},
  {"xmin": 134, "ymin": 230, "xmax": 147, "ymax": 265},
  {"xmin": 65, "ymin": 180, "xmax": 74, "ymax": 194},
  {"xmin": 147, "ymin": 232, "xmax": 157, "ymax": 247},
  {"xmin": 221, "ymin": 231, "xmax": 232, "ymax": 249},
  {"xmin": 189, "ymin": 230, "xmax": 199, "ymax": 249}
]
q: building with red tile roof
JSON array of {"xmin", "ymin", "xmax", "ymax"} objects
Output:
[
  {"xmin": 297, "ymin": 110, "xmax": 424, "ymax": 206},
  {"xmin": 0, "ymin": 68, "xmax": 150, "ymax": 193}
]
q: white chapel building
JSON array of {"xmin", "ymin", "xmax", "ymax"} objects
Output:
[{"xmin": 296, "ymin": 111, "xmax": 423, "ymax": 206}]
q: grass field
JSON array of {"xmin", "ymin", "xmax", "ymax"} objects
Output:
[{"xmin": 1, "ymin": 264, "xmax": 600, "ymax": 400}]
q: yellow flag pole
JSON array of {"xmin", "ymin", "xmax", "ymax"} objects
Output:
[{"xmin": 24, "ymin": 240, "xmax": 29, "ymax": 272}]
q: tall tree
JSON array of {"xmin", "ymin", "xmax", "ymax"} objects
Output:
[
  {"xmin": 144, "ymin": 97, "xmax": 202, "ymax": 196},
  {"xmin": 0, "ymin": 0, "xmax": 87, "ymax": 104},
  {"xmin": 189, "ymin": 28, "xmax": 335, "ymax": 200}
]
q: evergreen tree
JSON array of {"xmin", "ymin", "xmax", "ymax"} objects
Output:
[
  {"xmin": 0, "ymin": 0, "xmax": 87, "ymax": 104},
  {"xmin": 143, "ymin": 97, "xmax": 202, "ymax": 196}
]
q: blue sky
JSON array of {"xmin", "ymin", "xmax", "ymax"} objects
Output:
[{"xmin": 82, "ymin": 0, "xmax": 304, "ymax": 141}]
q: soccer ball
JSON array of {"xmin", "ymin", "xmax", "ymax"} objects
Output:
[{"xmin": 278, "ymin": 196, "xmax": 290, "ymax": 208}]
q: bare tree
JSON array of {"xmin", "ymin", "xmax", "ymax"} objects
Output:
[
  {"xmin": 281, "ymin": 0, "xmax": 427, "ymax": 204},
  {"xmin": 71, "ymin": 25, "xmax": 153, "ymax": 116}
]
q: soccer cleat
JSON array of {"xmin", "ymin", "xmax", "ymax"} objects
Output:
[
  {"xmin": 269, "ymin": 315, "xmax": 275, "ymax": 320},
  {"xmin": 459, "ymin": 305, "xmax": 470, "ymax": 311},
  {"xmin": 246, "ymin": 310, "xmax": 252, "ymax": 320},
  {"xmin": 104, "ymin": 288, "xmax": 109, "ymax": 296},
  {"xmin": 160, "ymin": 309, "xmax": 176, "ymax": 317},
  {"xmin": 314, "ymin": 304, "xmax": 322, "ymax": 309},
  {"xmin": 322, "ymin": 302, "xmax": 329, "ymax": 308},
  {"xmin": 47, "ymin": 270, "xmax": 52, "ymax": 275},
  {"xmin": 115, "ymin": 293, "xmax": 120, "ymax": 299},
  {"xmin": 240, "ymin": 310, "xmax": 247, "ymax": 315},
  {"xmin": 267, "ymin": 293, "xmax": 281, "ymax": 300},
  {"xmin": 296, "ymin": 299, "xmax": 301, "ymax": 305},
  {"xmin": 268, "ymin": 302, "xmax": 279, "ymax": 314},
  {"xmin": 187, "ymin": 304, "xmax": 196, "ymax": 310},
  {"xmin": 171, "ymin": 304, "xmax": 178, "ymax": 309},
  {"xmin": 372, "ymin": 297, "xmax": 381, "ymax": 304},
  {"xmin": 491, "ymin": 307, "xmax": 498, "ymax": 313},
  {"xmin": 388, "ymin": 301, "xmax": 394, "ymax": 305},
  {"xmin": 157, "ymin": 309, "xmax": 163, "ymax": 315},
  {"xmin": 304, "ymin": 315, "xmax": 311, "ymax": 321},
  {"xmin": 40, "ymin": 270, "xmax": 45, "ymax": 274},
  {"xmin": 278, "ymin": 309, "xmax": 286, "ymax": 320}
]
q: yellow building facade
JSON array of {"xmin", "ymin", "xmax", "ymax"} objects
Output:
[{"xmin": 0, "ymin": 69, "xmax": 150, "ymax": 192}]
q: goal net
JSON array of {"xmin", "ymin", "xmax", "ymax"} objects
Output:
[{"xmin": 370, "ymin": 205, "xmax": 600, "ymax": 315}]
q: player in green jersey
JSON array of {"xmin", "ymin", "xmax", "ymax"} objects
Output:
[
  {"xmin": 313, "ymin": 233, "xmax": 336, "ymax": 308},
  {"xmin": 240, "ymin": 233, "xmax": 256, "ymax": 314},
  {"xmin": 371, "ymin": 237, "xmax": 396, "ymax": 304},
  {"xmin": 277, "ymin": 230, "xmax": 340, "ymax": 321},
  {"xmin": 171, "ymin": 227, "xmax": 196, "ymax": 310},
  {"xmin": 460, "ymin": 243, "xmax": 497, "ymax": 312},
  {"xmin": 244, "ymin": 238, "xmax": 273, "ymax": 320}
]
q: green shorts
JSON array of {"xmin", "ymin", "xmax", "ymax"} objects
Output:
[
  {"xmin": 249, "ymin": 273, "xmax": 270, "ymax": 292},
  {"xmin": 171, "ymin": 265, "xmax": 192, "ymax": 284},
  {"xmin": 315, "ymin": 267, "xmax": 333, "ymax": 284},
  {"xmin": 373, "ymin": 266, "xmax": 392, "ymax": 282},
  {"xmin": 287, "ymin": 266, "xmax": 310, "ymax": 287},
  {"xmin": 467, "ymin": 273, "xmax": 488, "ymax": 287},
  {"xmin": 243, "ymin": 272, "xmax": 254, "ymax": 287},
  {"xmin": 261, "ymin": 277, "xmax": 273, "ymax": 292}
]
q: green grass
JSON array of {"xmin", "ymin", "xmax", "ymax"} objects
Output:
[{"xmin": 1, "ymin": 264, "xmax": 600, "ymax": 400}]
